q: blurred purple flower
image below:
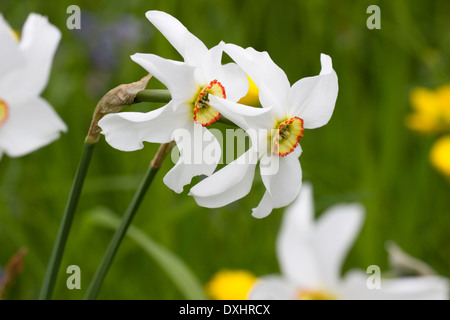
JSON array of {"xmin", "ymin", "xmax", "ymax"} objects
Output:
[
  {"xmin": 73, "ymin": 12, "xmax": 151, "ymax": 95},
  {"xmin": 75, "ymin": 12, "xmax": 150, "ymax": 71}
]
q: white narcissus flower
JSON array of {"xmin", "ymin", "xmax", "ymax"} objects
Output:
[
  {"xmin": 98, "ymin": 11, "xmax": 248, "ymax": 193},
  {"xmin": 0, "ymin": 13, "xmax": 67, "ymax": 160},
  {"xmin": 189, "ymin": 45, "xmax": 338, "ymax": 218},
  {"xmin": 248, "ymin": 183, "xmax": 449, "ymax": 300}
]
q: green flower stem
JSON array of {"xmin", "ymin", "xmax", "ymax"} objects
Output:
[
  {"xmin": 39, "ymin": 141, "xmax": 96, "ymax": 300},
  {"xmin": 134, "ymin": 89, "xmax": 237, "ymax": 126},
  {"xmin": 84, "ymin": 142, "xmax": 175, "ymax": 300},
  {"xmin": 39, "ymin": 76, "xmax": 153, "ymax": 300},
  {"xmin": 134, "ymin": 89, "xmax": 172, "ymax": 104}
]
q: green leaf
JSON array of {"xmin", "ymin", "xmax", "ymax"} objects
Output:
[{"xmin": 89, "ymin": 207, "xmax": 207, "ymax": 300}]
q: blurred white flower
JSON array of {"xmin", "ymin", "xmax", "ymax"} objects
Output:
[
  {"xmin": 248, "ymin": 183, "xmax": 449, "ymax": 300},
  {"xmin": 189, "ymin": 46, "xmax": 338, "ymax": 218},
  {"xmin": 99, "ymin": 11, "xmax": 248, "ymax": 193},
  {"xmin": 0, "ymin": 13, "xmax": 67, "ymax": 159}
]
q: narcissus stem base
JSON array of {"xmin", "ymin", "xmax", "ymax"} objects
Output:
[
  {"xmin": 39, "ymin": 141, "xmax": 96, "ymax": 300},
  {"xmin": 84, "ymin": 142, "xmax": 175, "ymax": 300}
]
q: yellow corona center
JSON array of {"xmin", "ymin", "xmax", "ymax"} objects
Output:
[
  {"xmin": 193, "ymin": 79, "xmax": 225, "ymax": 127},
  {"xmin": 0, "ymin": 99, "xmax": 9, "ymax": 128},
  {"xmin": 296, "ymin": 288, "xmax": 337, "ymax": 300},
  {"xmin": 205, "ymin": 269, "xmax": 258, "ymax": 300},
  {"xmin": 271, "ymin": 116, "xmax": 304, "ymax": 157},
  {"xmin": 238, "ymin": 76, "xmax": 260, "ymax": 107}
]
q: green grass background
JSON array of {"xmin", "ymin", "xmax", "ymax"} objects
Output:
[{"xmin": 0, "ymin": 0, "xmax": 449, "ymax": 299}]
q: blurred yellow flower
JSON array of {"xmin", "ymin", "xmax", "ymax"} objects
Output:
[
  {"xmin": 430, "ymin": 135, "xmax": 450, "ymax": 177},
  {"xmin": 237, "ymin": 76, "xmax": 260, "ymax": 106},
  {"xmin": 205, "ymin": 269, "xmax": 257, "ymax": 300},
  {"xmin": 406, "ymin": 85, "xmax": 450, "ymax": 134}
]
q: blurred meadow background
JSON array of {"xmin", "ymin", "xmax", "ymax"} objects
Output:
[{"xmin": 0, "ymin": 0, "xmax": 449, "ymax": 299}]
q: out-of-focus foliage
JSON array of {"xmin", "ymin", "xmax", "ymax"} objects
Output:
[{"xmin": 0, "ymin": 0, "xmax": 449, "ymax": 299}]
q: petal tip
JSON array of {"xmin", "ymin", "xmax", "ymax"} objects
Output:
[
  {"xmin": 145, "ymin": 10, "xmax": 163, "ymax": 20},
  {"xmin": 251, "ymin": 208, "xmax": 272, "ymax": 219},
  {"xmin": 319, "ymin": 53, "xmax": 334, "ymax": 74}
]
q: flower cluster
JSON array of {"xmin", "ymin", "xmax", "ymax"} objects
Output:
[
  {"xmin": 98, "ymin": 11, "xmax": 339, "ymax": 218},
  {"xmin": 1, "ymin": 9, "xmax": 448, "ymax": 302}
]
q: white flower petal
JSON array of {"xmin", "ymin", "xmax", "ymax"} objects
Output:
[
  {"xmin": 0, "ymin": 97, "xmax": 66, "ymax": 157},
  {"xmin": 189, "ymin": 148, "xmax": 258, "ymax": 208},
  {"xmin": 276, "ymin": 183, "xmax": 323, "ymax": 288},
  {"xmin": 98, "ymin": 102, "xmax": 191, "ymax": 152},
  {"xmin": 19, "ymin": 13, "xmax": 61, "ymax": 91},
  {"xmin": 0, "ymin": 14, "xmax": 60, "ymax": 103},
  {"xmin": 131, "ymin": 53, "xmax": 198, "ymax": 102},
  {"xmin": 145, "ymin": 10, "xmax": 208, "ymax": 66},
  {"xmin": 15, "ymin": 14, "xmax": 61, "ymax": 101},
  {"xmin": 282, "ymin": 182, "xmax": 315, "ymax": 232},
  {"xmin": 209, "ymin": 96, "xmax": 274, "ymax": 132},
  {"xmin": 163, "ymin": 123, "xmax": 221, "ymax": 193},
  {"xmin": 260, "ymin": 151, "xmax": 303, "ymax": 208},
  {"xmin": 248, "ymin": 276, "xmax": 297, "ymax": 300},
  {"xmin": 201, "ymin": 42, "xmax": 248, "ymax": 102},
  {"xmin": 251, "ymin": 151, "xmax": 302, "ymax": 219},
  {"xmin": 251, "ymin": 190, "xmax": 273, "ymax": 219},
  {"xmin": 218, "ymin": 62, "xmax": 250, "ymax": 102},
  {"xmin": 341, "ymin": 269, "xmax": 449, "ymax": 300},
  {"xmin": 314, "ymin": 204, "xmax": 365, "ymax": 288},
  {"xmin": 199, "ymin": 41, "xmax": 225, "ymax": 84},
  {"xmin": 287, "ymin": 54, "xmax": 338, "ymax": 129},
  {"xmin": 0, "ymin": 14, "xmax": 23, "ymax": 76},
  {"xmin": 376, "ymin": 276, "xmax": 449, "ymax": 300},
  {"xmin": 224, "ymin": 44, "xmax": 290, "ymax": 116}
]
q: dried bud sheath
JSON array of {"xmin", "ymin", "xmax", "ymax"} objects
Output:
[{"xmin": 86, "ymin": 74, "xmax": 152, "ymax": 144}]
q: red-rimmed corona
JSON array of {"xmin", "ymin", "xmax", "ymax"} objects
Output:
[
  {"xmin": 271, "ymin": 116, "xmax": 304, "ymax": 157},
  {"xmin": 193, "ymin": 80, "xmax": 226, "ymax": 127}
]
